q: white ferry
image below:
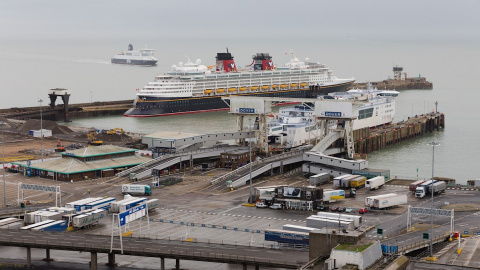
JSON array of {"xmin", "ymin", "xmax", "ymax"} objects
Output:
[
  {"xmin": 111, "ymin": 44, "xmax": 157, "ymax": 66},
  {"xmin": 267, "ymin": 86, "xmax": 399, "ymax": 148},
  {"xmin": 123, "ymin": 50, "xmax": 355, "ymax": 117}
]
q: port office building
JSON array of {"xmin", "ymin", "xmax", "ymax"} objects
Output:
[{"xmin": 13, "ymin": 145, "xmax": 151, "ymax": 181}]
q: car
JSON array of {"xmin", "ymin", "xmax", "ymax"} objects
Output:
[
  {"xmin": 317, "ymin": 205, "xmax": 329, "ymax": 211},
  {"xmin": 269, "ymin": 203, "xmax": 282, "ymax": 210},
  {"xmin": 359, "ymin": 208, "xmax": 368, "ymax": 214},
  {"xmin": 256, "ymin": 202, "xmax": 268, "ymax": 208},
  {"xmin": 337, "ymin": 207, "xmax": 346, "ymax": 212},
  {"xmin": 330, "ymin": 206, "xmax": 339, "ymax": 212},
  {"xmin": 345, "ymin": 207, "xmax": 353, "ymax": 213}
]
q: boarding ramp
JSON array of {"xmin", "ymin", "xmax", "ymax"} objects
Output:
[
  {"xmin": 116, "ymin": 146, "xmax": 244, "ymax": 178},
  {"xmin": 207, "ymin": 147, "xmax": 311, "ymax": 191},
  {"xmin": 303, "ymin": 152, "xmax": 368, "ymax": 171},
  {"xmin": 302, "ymin": 163, "xmax": 351, "ymax": 178},
  {"xmin": 143, "ymin": 132, "xmax": 253, "ymax": 149},
  {"xmin": 310, "ymin": 130, "xmax": 344, "ymax": 154}
]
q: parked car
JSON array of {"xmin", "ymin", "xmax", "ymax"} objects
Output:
[
  {"xmin": 337, "ymin": 207, "xmax": 346, "ymax": 212},
  {"xmin": 345, "ymin": 207, "xmax": 353, "ymax": 213},
  {"xmin": 256, "ymin": 202, "xmax": 268, "ymax": 208},
  {"xmin": 269, "ymin": 203, "xmax": 282, "ymax": 210},
  {"xmin": 330, "ymin": 206, "xmax": 339, "ymax": 212},
  {"xmin": 359, "ymin": 208, "xmax": 368, "ymax": 214},
  {"xmin": 317, "ymin": 205, "xmax": 329, "ymax": 211}
]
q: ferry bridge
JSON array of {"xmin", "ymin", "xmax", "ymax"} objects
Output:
[{"xmin": 0, "ymin": 229, "xmax": 308, "ymax": 270}]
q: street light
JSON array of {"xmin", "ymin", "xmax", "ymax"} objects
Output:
[
  {"xmin": 2, "ymin": 121, "xmax": 6, "ymax": 207},
  {"xmin": 38, "ymin": 99, "xmax": 44, "ymax": 162},
  {"xmin": 248, "ymin": 118, "xmax": 253, "ymax": 203},
  {"xmin": 428, "ymin": 141, "xmax": 440, "ymax": 260}
]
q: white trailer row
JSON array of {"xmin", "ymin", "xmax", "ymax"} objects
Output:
[
  {"xmin": 316, "ymin": 212, "xmax": 362, "ymax": 227},
  {"xmin": 0, "ymin": 218, "xmax": 23, "ymax": 229},
  {"xmin": 72, "ymin": 209, "xmax": 106, "ymax": 228},
  {"xmin": 283, "ymin": 224, "xmax": 318, "ymax": 233},
  {"xmin": 65, "ymin": 197, "xmax": 103, "ymax": 211},
  {"xmin": 110, "ymin": 197, "xmax": 158, "ymax": 213},
  {"xmin": 306, "ymin": 215, "xmax": 354, "ymax": 231},
  {"xmin": 24, "ymin": 207, "xmax": 77, "ymax": 224}
]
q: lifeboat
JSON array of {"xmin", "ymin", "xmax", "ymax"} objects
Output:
[
  {"xmin": 261, "ymin": 85, "xmax": 269, "ymax": 90},
  {"xmin": 272, "ymin": 84, "xmax": 278, "ymax": 88},
  {"xmin": 280, "ymin": 84, "xmax": 287, "ymax": 89},
  {"xmin": 290, "ymin": 83, "xmax": 298, "ymax": 88},
  {"xmin": 204, "ymin": 89, "xmax": 213, "ymax": 94},
  {"xmin": 250, "ymin": 86, "xmax": 259, "ymax": 90},
  {"xmin": 238, "ymin": 87, "xmax": 246, "ymax": 91},
  {"xmin": 300, "ymin": 82, "xmax": 307, "ymax": 87},
  {"xmin": 227, "ymin": 87, "xmax": 236, "ymax": 92},
  {"xmin": 216, "ymin": 88, "xmax": 225, "ymax": 93}
]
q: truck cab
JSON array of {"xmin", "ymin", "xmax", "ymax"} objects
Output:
[
  {"xmin": 145, "ymin": 185, "xmax": 152, "ymax": 195},
  {"xmin": 415, "ymin": 187, "xmax": 427, "ymax": 198}
]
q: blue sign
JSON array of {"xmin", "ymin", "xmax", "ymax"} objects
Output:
[
  {"xmin": 464, "ymin": 231, "xmax": 469, "ymax": 234},
  {"xmin": 119, "ymin": 204, "xmax": 146, "ymax": 226},
  {"xmin": 27, "ymin": 161, "xmax": 31, "ymax": 167},
  {"xmin": 238, "ymin": 108, "xmax": 255, "ymax": 114},
  {"xmin": 477, "ymin": 232, "xmax": 480, "ymax": 235},
  {"xmin": 325, "ymin": 111, "xmax": 342, "ymax": 117}
]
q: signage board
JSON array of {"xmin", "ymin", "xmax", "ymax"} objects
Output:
[
  {"xmin": 119, "ymin": 204, "xmax": 146, "ymax": 226},
  {"xmin": 283, "ymin": 187, "xmax": 301, "ymax": 198}
]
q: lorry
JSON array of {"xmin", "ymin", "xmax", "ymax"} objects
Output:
[
  {"xmin": 333, "ymin": 174, "xmax": 352, "ymax": 187},
  {"xmin": 340, "ymin": 175, "xmax": 360, "ymax": 188},
  {"xmin": 122, "ymin": 184, "xmax": 152, "ymax": 196},
  {"xmin": 265, "ymin": 229, "xmax": 309, "ymax": 245},
  {"xmin": 350, "ymin": 176, "xmax": 367, "ymax": 188},
  {"xmin": 409, "ymin": 180, "xmax": 426, "ymax": 192},
  {"xmin": 372, "ymin": 194, "xmax": 408, "ymax": 209},
  {"xmin": 306, "ymin": 215, "xmax": 354, "ymax": 231},
  {"xmin": 316, "ymin": 212, "xmax": 362, "ymax": 227},
  {"xmin": 365, "ymin": 176, "xmax": 385, "ymax": 190},
  {"xmin": 72, "ymin": 209, "xmax": 106, "ymax": 228},
  {"xmin": 322, "ymin": 189, "xmax": 345, "ymax": 203},
  {"xmin": 309, "ymin": 173, "xmax": 330, "ymax": 186},
  {"xmin": 415, "ymin": 180, "xmax": 446, "ymax": 198},
  {"xmin": 364, "ymin": 193, "xmax": 397, "ymax": 208}
]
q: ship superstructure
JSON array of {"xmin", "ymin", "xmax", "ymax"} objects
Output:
[
  {"xmin": 111, "ymin": 44, "xmax": 157, "ymax": 66},
  {"xmin": 124, "ymin": 51, "xmax": 354, "ymax": 117}
]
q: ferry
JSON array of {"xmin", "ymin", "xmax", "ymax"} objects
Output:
[
  {"xmin": 123, "ymin": 51, "xmax": 355, "ymax": 117},
  {"xmin": 267, "ymin": 85, "xmax": 399, "ymax": 148},
  {"xmin": 111, "ymin": 44, "xmax": 157, "ymax": 66}
]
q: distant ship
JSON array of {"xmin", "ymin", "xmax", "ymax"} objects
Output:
[
  {"xmin": 111, "ymin": 44, "xmax": 157, "ymax": 66},
  {"xmin": 124, "ymin": 50, "xmax": 355, "ymax": 117}
]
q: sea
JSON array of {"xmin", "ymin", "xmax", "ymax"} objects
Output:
[{"xmin": 1, "ymin": 36, "xmax": 479, "ymax": 184}]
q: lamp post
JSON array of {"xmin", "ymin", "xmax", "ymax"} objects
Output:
[
  {"xmin": 428, "ymin": 141, "xmax": 440, "ymax": 259},
  {"xmin": 38, "ymin": 99, "xmax": 44, "ymax": 162},
  {"xmin": 248, "ymin": 118, "xmax": 253, "ymax": 203},
  {"xmin": 2, "ymin": 121, "xmax": 6, "ymax": 207}
]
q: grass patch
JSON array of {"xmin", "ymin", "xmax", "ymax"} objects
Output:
[{"xmin": 334, "ymin": 243, "xmax": 372, "ymax": 252}]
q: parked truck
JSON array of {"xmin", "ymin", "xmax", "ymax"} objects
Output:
[
  {"xmin": 121, "ymin": 184, "xmax": 152, "ymax": 196},
  {"xmin": 309, "ymin": 173, "xmax": 330, "ymax": 186},
  {"xmin": 372, "ymin": 194, "xmax": 408, "ymax": 209},
  {"xmin": 415, "ymin": 180, "xmax": 446, "ymax": 198},
  {"xmin": 409, "ymin": 180, "xmax": 426, "ymax": 192},
  {"xmin": 365, "ymin": 176, "xmax": 385, "ymax": 190},
  {"xmin": 350, "ymin": 176, "xmax": 367, "ymax": 188},
  {"xmin": 322, "ymin": 189, "xmax": 345, "ymax": 203},
  {"xmin": 364, "ymin": 193, "xmax": 397, "ymax": 208},
  {"xmin": 333, "ymin": 174, "xmax": 352, "ymax": 187}
]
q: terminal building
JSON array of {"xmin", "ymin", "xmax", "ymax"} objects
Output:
[{"xmin": 13, "ymin": 145, "xmax": 151, "ymax": 181}]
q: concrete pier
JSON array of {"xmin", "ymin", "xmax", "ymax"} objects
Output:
[{"xmin": 90, "ymin": 252, "xmax": 97, "ymax": 270}]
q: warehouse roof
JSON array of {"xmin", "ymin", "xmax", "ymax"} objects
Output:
[
  {"xmin": 62, "ymin": 145, "xmax": 136, "ymax": 158},
  {"xmin": 13, "ymin": 155, "xmax": 151, "ymax": 175}
]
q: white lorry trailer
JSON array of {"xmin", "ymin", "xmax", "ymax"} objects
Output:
[
  {"xmin": 306, "ymin": 216, "xmax": 354, "ymax": 231},
  {"xmin": 364, "ymin": 193, "xmax": 397, "ymax": 208},
  {"xmin": 415, "ymin": 180, "xmax": 446, "ymax": 198},
  {"xmin": 365, "ymin": 176, "xmax": 385, "ymax": 190},
  {"xmin": 372, "ymin": 194, "xmax": 408, "ymax": 209},
  {"xmin": 122, "ymin": 184, "xmax": 152, "ymax": 196},
  {"xmin": 333, "ymin": 174, "xmax": 352, "ymax": 187},
  {"xmin": 323, "ymin": 189, "xmax": 345, "ymax": 203},
  {"xmin": 316, "ymin": 212, "xmax": 362, "ymax": 227}
]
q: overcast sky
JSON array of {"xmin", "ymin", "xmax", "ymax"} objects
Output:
[{"xmin": 1, "ymin": 0, "xmax": 479, "ymax": 40}]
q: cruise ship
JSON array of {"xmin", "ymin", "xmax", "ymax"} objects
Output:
[
  {"xmin": 123, "ymin": 51, "xmax": 355, "ymax": 117},
  {"xmin": 111, "ymin": 44, "xmax": 157, "ymax": 66}
]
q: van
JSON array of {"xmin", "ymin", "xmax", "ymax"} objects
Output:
[
  {"xmin": 256, "ymin": 202, "xmax": 268, "ymax": 208},
  {"xmin": 269, "ymin": 203, "xmax": 282, "ymax": 210}
]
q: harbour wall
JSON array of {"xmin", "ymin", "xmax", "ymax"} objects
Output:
[{"xmin": 352, "ymin": 112, "xmax": 445, "ymax": 155}]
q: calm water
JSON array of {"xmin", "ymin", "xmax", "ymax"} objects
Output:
[{"xmin": 1, "ymin": 37, "xmax": 478, "ymax": 183}]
